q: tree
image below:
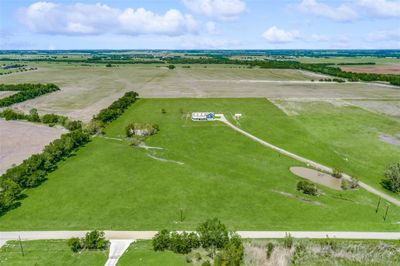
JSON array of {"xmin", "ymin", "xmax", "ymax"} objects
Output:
[
  {"xmin": 168, "ymin": 64, "xmax": 175, "ymax": 70},
  {"xmin": 82, "ymin": 230, "xmax": 109, "ymax": 250},
  {"xmin": 382, "ymin": 163, "xmax": 400, "ymax": 193},
  {"xmin": 152, "ymin": 229, "xmax": 171, "ymax": 251},
  {"xmin": 216, "ymin": 233, "xmax": 244, "ymax": 266},
  {"xmin": 297, "ymin": 180, "xmax": 318, "ymax": 196},
  {"xmin": 29, "ymin": 108, "xmax": 40, "ymax": 122},
  {"xmin": 197, "ymin": 218, "xmax": 229, "ymax": 253},
  {"xmin": 67, "ymin": 237, "xmax": 82, "ymax": 252}
]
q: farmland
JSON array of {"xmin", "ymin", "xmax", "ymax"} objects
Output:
[
  {"xmin": 0, "ymin": 98, "xmax": 399, "ymax": 231},
  {"xmin": 0, "ymin": 62, "xmax": 399, "ymax": 121}
]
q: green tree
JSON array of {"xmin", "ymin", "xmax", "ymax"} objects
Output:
[
  {"xmin": 297, "ymin": 180, "xmax": 318, "ymax": 196},
  {"xmin": 382, "ymin": 163, "xmax": 400, "ymax": 193},
  {"xmin": 29, "ymin": 108, "xmax": 40, "ymax": 122},
  {"xmin": 197, "ymin": 218, "xmax": 229, "ymax": 254},
  {"xmin": 82, "ymin": 230, "xmax": 109, "ymax": 250},
  {"xmin": 152, "ymin": 229, "xmax": 171, "ymax": 251},
  {"xmin": 217, "ymin": 233, "xmax": 244, "ymax": 266},
  {"xmin": 67, "ymin": 237, "xmax": 82, "ymax": 252}
]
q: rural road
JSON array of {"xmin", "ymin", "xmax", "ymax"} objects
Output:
[
  {"xmin": 217, "ymin": 115, "xmax": 400, "ymax": 207},
  {"xmin": 1, "ymin": 231, "xmax": 399, "ymax": 244}
]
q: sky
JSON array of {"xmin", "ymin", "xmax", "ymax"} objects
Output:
[{"xmin": 0, "ymin": 0, "xmax": 399, "ymax": 50}]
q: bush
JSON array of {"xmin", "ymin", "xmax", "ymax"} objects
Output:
[
  {"xmin": 0, "ymin": 109, "xmax": 27, "ymax": 120},
  {"xmin": 297, "ymin": 180, "xmax": 318, "ymax": 196},
  {"xmin": 168, "ymin": 65, "xmax": 175, "ymax": 69},
  {"xmin": 332, "ymin": 168, "xmax": 342, "ymax": 178},
  {"xmin": 68, "ymin": 231, "xmax": 108, "ymax": 252},
  {"xmin": 216, "ymin": 233, "xmax": 244, "ymax": 266},
  {"xmin": 125, "ymin": 123, "xmax": 159, "ymax": 138},
  {"xmin": 161, "ymin": 108, "xmax": 166, "ymax": 114},
  {"xmin": 197, "ymin": 218, "xmax": 229, "ymax": 250},
  {"xmin": 152, "ymin": 229, "xmax": 171, "ymax": 251},
  {"xmin": 341, "ymin": 178, "xmax": 359, "ymax": 190},
  {"xmin": 67, "ymin": 237, "xmax": 82, "ymax": 252},
  {"xmin": 266, "ymin": 242, "xmax": 274, "ymax": 259},
  {"xmin": 382, "ymin": 163, "xmax": 400, "ymax": 193},
  {"xmin": 82, "ymin": 230, "xmax": 109, "ymax": 250},
  {"xmin": 283, "ymin": 233, "xmax": 294, "ymax": 249}
]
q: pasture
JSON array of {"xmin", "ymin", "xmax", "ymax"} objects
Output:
[{"xmin": 0, "ymin": 98, "xmax": 399, "ymax": 231}]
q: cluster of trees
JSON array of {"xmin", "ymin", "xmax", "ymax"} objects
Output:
[
  {"xmin": 297, "ymin": 180, "xmax": 318, "ymax": 196},
  {"xmin": 0, "ymin": 83, "xmax": 59, "ymax": 107},
  {"xmin": 125, "ymin": 123, "xmax": 159, "ymax": 137},
  {"xmin": 382, "ymin": 163, "xmax": 400, "ymax": 193},
  {"xmin": 0, "ymin": 130, "xmax": 90, "ymax": 213},
  {"xmin": 93, "ymin": 91, "xmax": 138, "ymax": 124},
  {"xmin": 68, "ymin": 230, "xmax": 109, "ymax": 252},
  {"xmin": 0, "ymin": 108, "xmax": 82, "ymax": 131},
  {"xmin": 319, "ymin": 78, "xmax": 345, "ymax": 83},
  {"xmin": 152, "ymin": 218, "xmax": 244, "ymax": 266}
]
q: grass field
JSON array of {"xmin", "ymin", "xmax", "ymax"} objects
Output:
[
  {"xmin": 0, "ymin": 98, "xmax": 399, "ymax": 231},
  {"xmin": 0, "ymin": 240, "xmax": 108, "ymax": 266},
  {"xmin": 293, "ymin": 56, "xmax": 400, "ymax": 65},
  {"xmin": 118, "ymin": 241, "xmax": 189, "ymax": 266},
  {"xmin": 0, "ymin": 62, "xmax": 399, "ymax": 121}
]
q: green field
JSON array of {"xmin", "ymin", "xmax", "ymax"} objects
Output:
[
  {"xmin": 292, "ymin": 56, "xmax": 400, "ymax": 65},
  {"xmin": 118, "ymin": 241, "xmax": 189, "ymax": 266},
  {"xmin": 0, "ymin": 240, "xmax": 108, "ymax": 266},
  {"xmin": 0, "ymin": 98, "xmax": 399, "ymax": 231}
]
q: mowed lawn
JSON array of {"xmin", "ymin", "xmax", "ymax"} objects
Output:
[
  {"xmin": 118, "ymin": 241, "xmax": 189, "ymax": 266},
  {"xmin": 0, "ymin": 240, "xmax": 108, "ymax": 266},
  {"xmin": 0, "ymin": 99, "xmax": 399, "ymax": 231}
]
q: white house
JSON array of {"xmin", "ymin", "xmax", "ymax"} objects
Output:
[{"xmin": 191, "ymin": 112, "xmax": 215, "ymax": 121}]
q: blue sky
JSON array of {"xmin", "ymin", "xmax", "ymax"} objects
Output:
[{"xmin": 0, "ymin": 0, "xmax": 399, "ymax": 49}]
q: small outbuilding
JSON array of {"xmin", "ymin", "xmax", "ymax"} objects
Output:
[
  {"xmin": 234, "ymin": 113, "xmax": 242, "ymax": 119},
  {"xmin": 191, "ymin": 112, "xmax": 215, "ymax": 121}
]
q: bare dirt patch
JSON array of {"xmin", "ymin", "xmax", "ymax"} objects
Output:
[
  {"xmin": 341, "ymin": 65, "xmax": 400, "ymax": 74},
  {"xmin": 379, "ymin": 133, "xmax": 400, "ymax": 147},
  {"xmin": 0, "ymin": 120, "xmax": 67, "ymax": 174},
  {"xmin": 290, "ymin": 166, "xmax": 343, "ymax": 190}
]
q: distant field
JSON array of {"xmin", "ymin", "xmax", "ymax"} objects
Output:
[
  {"xmin": 0, "ymin": 240, "xmax": 108, "ymax": 266},
  {"xmin": 293, "ymin": 56, "xmax": 400, "ymax": 65},
  {"xmin": 341, "ymin": 65, "xmax": 400, "ymax": 74},
  {"xmin": 0, "ymin": 62, "xmax": 399, "ymax": 121},
  {"xmin": 0, "ymin": 91, "xmax": 16, "ymax": 99},
  {"xmin": 0, "ymin": 98, "xmax": 399, "ymax": 231}
]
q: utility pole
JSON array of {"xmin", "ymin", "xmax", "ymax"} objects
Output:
[
  {"xmin": 180, "ymin": 208, "xmax": 183, "ymax": 222},
  {"xmin": 375, "ymin": 197, "xmax": 381, "ymax": 213},
  {"xmin": 18, "ymin": 236, "xmax": 24, "ymax": 257}
]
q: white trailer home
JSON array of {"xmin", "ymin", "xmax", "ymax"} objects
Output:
[{"xmin": 191, "ymin": 112, "xmax": 215, "ymax": 121}]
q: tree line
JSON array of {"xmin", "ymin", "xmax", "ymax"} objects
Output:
[
  {"xmin": 0, "ymin": 90, "xmax": 140, "ymax": 214},
  {"xmin": 0, "ymin": 83, "xmax": 59, "ymax": 107}
]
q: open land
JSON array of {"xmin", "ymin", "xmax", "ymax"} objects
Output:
[
  {"xmin": 341, "ymin": 65, "xmax": 400, "ymax": 74},
  {"xmin": 0, "ymin": 120, "xmax": 67, "ymax": 175},
  {"xmin": 0, "ymin": 62, "xmax": 399, "ymax": 121},
  {"xmin": 0, "ymin": 98, "xmax": 399, "ymax": 231}
]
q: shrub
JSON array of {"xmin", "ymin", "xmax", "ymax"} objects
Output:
[
  {"xmin": 0, "ymin": 109, "xmax": 27, "ymax": 120},
  {"xmin": 297, "ymin": 180, "xmax": 318, "ymax": 196},
  {"xmin": 68, "ymin": 237, "xmax": 82, "ymax": 252},
  {"xmin": 332, "ymin": 168, "xmax": 342, "ymax": 178},
  {"xmin": 168, "ymin": 65, "xmax": 175, "ymax": 69},
  {"xmin": 217, "ymin": 233, "xmax": 244, "ymax": 266},
  {"xmin": 28, "ymin": 108, "xmax": 40, "ymax": 122},
  {"xmin": 152, "ymin": 229, "xmax": 171, "ymax": 251},
  {"xmin": 382, "ymin": 163, "xmax": 400, "ymax": 193},
  {"xmin": 161, "ymin": 108, "xmax": 166, "ymax": 114},
  {"xmin": 266, "ymin": 242, "xmax": 274, "ymax": 259},
  {"xmin": 197, "ymin": 218, "xmax": 229, "ymax": 250},
  {"xmin": 341, "ymin": 178, "xmax": 359, "ymax": 190},
  {"xmin": 82, "ymin": 230, "xmax": 109, "ymax": 250},
  {"xmin": 283, "ymin": 233, "xmax": 293, "ymax": 249}
]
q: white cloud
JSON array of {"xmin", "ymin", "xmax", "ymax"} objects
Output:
[
  {"xmin": 206, "ymin": 21, "xmax": 218, "ymax": 34},
  {"xmin": 299, "ymin": 0, "xmax": 358, "ymax": 22},
  {"xmin": 365, "ymin": 28, "xmax": 400, "ymax": 41},
  {"xmin": 262, "ymin": 26, "xmax": 299, "ymax": 43},
  {"xmin": 182, "ymin": 0, "xmax": 246, "ymax": 20},
  {"xmin": 356, "ymin": 0, "xmax": 400, "ymax": 17},
  {"xmin": 19, "ymin": 2, "xmax": 198, "ymax": 36}
]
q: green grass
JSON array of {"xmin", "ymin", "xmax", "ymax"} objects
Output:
[
  {"xmin": 0, "ymin": 240, "xmax": 108, "ymax": 266},
  {"xmin": 233, "ymin": 99, "xmax": 400, "ymax": 199},
  {"xmin": 293, "ymin": 56, "xmax": 400, "ymax": 65},
  {"xmin": 0, "ymin": 98, "xmax": 399, "ymax": 231},
  {"xmin": 118, "ymin": 241, "xmax": 189, "ymax": 266}
]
